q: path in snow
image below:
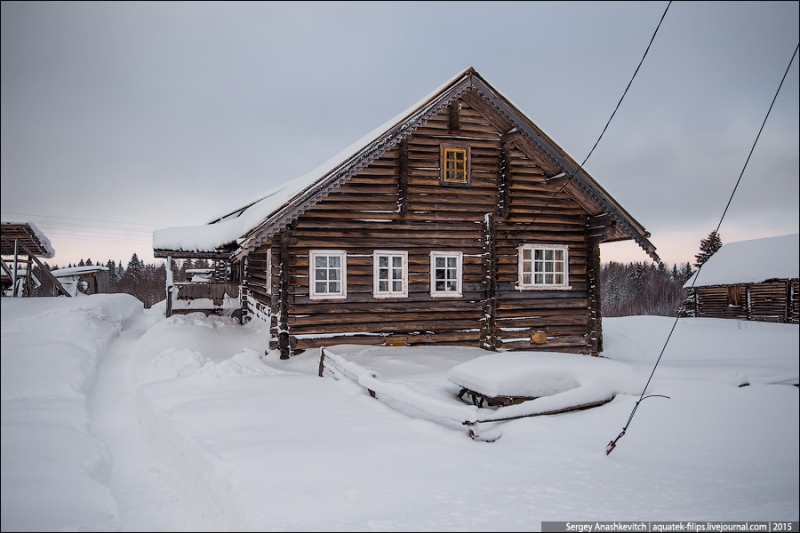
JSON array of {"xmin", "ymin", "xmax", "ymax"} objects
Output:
[{"xmin": 89, "ymin": 310, "xmax": 206, "ymax": 531}]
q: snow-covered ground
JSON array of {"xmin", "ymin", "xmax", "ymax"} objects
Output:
[{"xmin": 2, "ymin": 296, "xmax": 798, "ymax": 531}]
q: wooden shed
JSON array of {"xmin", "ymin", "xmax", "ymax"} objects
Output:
[
  {"xmin": 154, "ymin": 68, "xmax": 658, "ymax": 358},
  {"xmin": 684, "ymin": 234, "xmax": 799, "ymax": 323},
  {"xmin": 51, "ymin": 266, "xmax": 110, "ymax": 296},
  {"xmin": 1, "ymin": 220, "xmax": 70, "ymax": 297}
]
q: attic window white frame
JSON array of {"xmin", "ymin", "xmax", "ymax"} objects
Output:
[
  {"xmin": 430, "ymin": 251, "xmax": 463, "ymax": 298},
  {"xmin": 373, "ymin": 250, "xmax": 408, "ymax": 299},
  {"xmin": 309, "ymin": 250, "xmax": 347, "ymax": 300},
  {"xmin": 518, "ymin": 244, "xmax": 571, "ymax": 290}
]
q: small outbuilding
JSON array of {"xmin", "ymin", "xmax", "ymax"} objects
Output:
[
  {"xmin": 51, "ymin": 266, "xmax": 110, "ymax": 297},
  {"xmin": 684, "ymin": 234, "xmax": 799, "ymax": 323}
]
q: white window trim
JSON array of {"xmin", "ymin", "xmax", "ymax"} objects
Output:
[
  {"xmin": 373, "ymin": 250, "xmax": 409, "ymax": 299},
  {"xmin": 309, "ymin": 250, "xmax": 347, "ymax": 300},
  {"xmin": 517, "ymin": 244, "xmax": 571, "ymax": 290},
  {"xmin": 266, "ymin": 248, "xmax": 272, "ymax": 295},
  {"xmin": 430, "ymin": 251, "xmax": 463, "ymax": 298}
]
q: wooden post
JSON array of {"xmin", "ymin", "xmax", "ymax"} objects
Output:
[
  {"xmin": 588, "ymin": 241, "xmax": 603, "ymax": 354},
  {"xmin": 12, "ymin": 238, "xmax": 18, "ymax": 297},
  {"xmin": 398, "ymin": 138, "xmax": 408, "ymax": 216},
  {"xmin": 481, "ymin": 214, "xmax": 497, "ymax": 350},
  {"xmin": 165, "ymin": 255, "xmax": 173, "ymax": 318},
  {"xmin": 279, "ymin": 228, "xmax": 292, "ymax": 359},
  {"xmin": 498, "ymin": 143, "xmax": 510, "ymax": 219}
]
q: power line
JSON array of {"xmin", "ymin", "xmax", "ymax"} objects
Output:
[
  {"xmin": 606, "ymin": 41, "xmax": 800, "ymax": 456},
  {"xmin": 0, "ymin": 210, "xmax": 164, "ymax": 229},
  {"xmin": 511, "ymin": 0, "xmax": 671, "ymax": 237}
]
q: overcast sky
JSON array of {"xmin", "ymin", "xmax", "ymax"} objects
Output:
[{"xmin": 2, "ymin": 1, "xmax": 798, "ymax": 268}]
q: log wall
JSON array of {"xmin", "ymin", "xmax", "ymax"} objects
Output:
[
  {"xmin": 246, "ymin": 98, "xmax": 603, "ymax": 354},
  {"xmin": 694, "ymin": 279, "xmax": 799, "ymax": 323}
]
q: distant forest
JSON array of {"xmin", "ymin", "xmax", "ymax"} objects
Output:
[{"xmin": 30, "ymin": 253, "xmax": 697, "ymax": 317}]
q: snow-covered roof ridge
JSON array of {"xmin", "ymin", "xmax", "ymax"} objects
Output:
[
  {"xmin": 1, "ymin": 219, "xmax": 56, "ymax": 258},
  {"xmin": 153, "ymin": 67, "xmax": 656, "ymax": 257},
  {"xmin": 52, "ymin": 265, "xmax": 109, "ymax": 277},
  {"xmin": 684, "ymin": 233, "xmax": 799, "ymax": 288}
]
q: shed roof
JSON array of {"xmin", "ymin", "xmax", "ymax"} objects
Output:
[
  {"xmin": 154, "ymin": 68, "xmax": 657, "ymax": 260},
  {"xmin": 684, "ymin": 234, "xmax": 799, "ymax": 288},
  {"xmin": 1, "ymin": 220, "xmax": 56, "ymax": 258},
  {"xmin": 51, "ymin": 266, "xmax": 109, "ymax": 278}
]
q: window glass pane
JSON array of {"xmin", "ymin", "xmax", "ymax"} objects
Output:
[
  {"xmin": 329, "ymin": 282, "xmax": 340, "ymax": 293},
  {"xmin": 436, "ymin": 257, "xmax": 445, "ymax": 268},
  {"xmin": 315, "ymin": 256, "xmax": 327, "ymax": 268},
  {"xmin": 535, "ymin": 262, "xmax": 543, "ymax": 273},
  {"xmin": 329, "ymin": 256, "xmax": 340, "ymax": 268},
  {"xmin": 393, "ymin": 268, "xmax": 402, "ymax": 280},
  {"xmin": 523, "ymin": 273, "xmax": 532, "ymax": 285},
  {"xmin": 555, "ymin": 262, "xmax": 564, "ymax": 273},
  {"xmin": 545, "ymin": 274, "xmax": 553, "ymax": 284},
  {"xmin": 393, "ymin": 281, "xmax": 403, "ymax": 292},
  {"xmin": 316, "ymin": 282, "xmax": 327, "ymax": 293},
  {"xmin": 523, "ymin": 249, "xmax": 532, "ymax": 260},
  {"xmin": 447, "ymin": 281, "xmax": 457, "ymax": 291},
  {"xmin": 555, "ymin": 250, "xmax": 564, "ymax": 261},
  {"xmin": 436, "ymin": 281, "xmax": 445, "ymax": 291},
  {"xmin": 316, "ymin": 269, "xmax": 327, "ymax": 281},
  {"xmin": 379, "ymin": 268, "xmax": 388, "ymax": 280},
  {"xmin": 435, "ymin": 269, "xmax": 445, "ymax": 280},
  {"xmin": 545, "ymin": 262, "xmax": 553, "ymax": 273},
  {"xmin": 545, "ymin": 249, "xmax": 553, "ymax": 260},
  {"xmin": 534, "ymin": 249, "xmax": 543, "ymax": 260},
  {"xmin": 555, "ymin": 274, "xmax": 563, "ymax": 284},
  {"xmin": 379, "ymin": 280, "xmax": 388, "ymax": 292},
  {"xmin": 392, "ymin": 257, "xmax": 402, "ymax": 268},
  {"xmin": 447, "ymin": 257, "xmax": 457, "ymax": 268},
  {"xmin": 379, "ymin": 256, "xmax": 388, "ymax": 268},
  {"xmin": 535, "ymin": 274, "xmax": 543, "ymax": 284}
]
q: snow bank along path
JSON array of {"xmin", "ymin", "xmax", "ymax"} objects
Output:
[{"xmin": 1, "ymin": 295, "xmax": 141, "ymax": 531}]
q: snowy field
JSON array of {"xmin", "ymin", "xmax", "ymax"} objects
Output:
[{"xmin": 1, "ymin": 295, "xmax": 798, "ymax": 531}]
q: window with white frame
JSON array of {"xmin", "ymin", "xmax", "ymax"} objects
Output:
[
  {"xmin": 309, "ymin": 250, "xmax": 347, "ymax": 299},
  {"xmin": 373, "ymin": 251, "xmax": 408, "ymax": 298},
  {"xmin": 430, "ymin": 251, "xmax": 462, "ymax": 297},
  {"xmin": 518, "ymin": 244, "xmax": 570, "ymax": 289}
]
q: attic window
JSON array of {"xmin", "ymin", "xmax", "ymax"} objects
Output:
[{"xmin": 440, "ymin": 145, "xmax": 470, "ymax": 186}]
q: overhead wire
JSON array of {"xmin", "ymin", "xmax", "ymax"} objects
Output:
[
  {"xmin": 511, "ymin": 0, "xmax": 672, "ymax": 238},
  {"xmin": 606, "ymin": 41, "xmax": 800, "ymax": 456}
]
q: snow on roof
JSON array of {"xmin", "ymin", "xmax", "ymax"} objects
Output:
[
  {"xmin": 152, "ymin": 69, "xmax": 471, "ymax": 253},
  {"xmin": 684, "ymin": 234, "xmax": 799, "ymax": 288},
  {"xmin": 51, "ymin": 265, "xmax": 109, "ymax": 277},
  {"xmin": 1, "ymin": 220, "xmax": 56, "ymax": 258}
]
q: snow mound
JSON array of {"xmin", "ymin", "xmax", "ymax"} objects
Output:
[{"xmin": 447, "ymin": 352, "xmax": 643, "ymax": 399}]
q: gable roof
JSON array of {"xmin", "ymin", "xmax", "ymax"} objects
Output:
[
  {"xmin": 684, "ymin": 234, "xmax": 799, "ymax": 288},
  {"xmin": 154, "ymin": 67, "xmax": 657, "ymax": 260}
]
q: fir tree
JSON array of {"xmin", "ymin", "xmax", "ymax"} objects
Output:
[{"xmin": 694, "ymin": 230, "xmax": 722, "ymax": 268}]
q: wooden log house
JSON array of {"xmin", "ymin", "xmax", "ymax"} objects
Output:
[
  {"xmin": 684, "ymin": 234, "xmax": 799, "ymax": 323},
  {"xmin": 154, "ymin": 68, "xmax": 658, "ymax": 358}
]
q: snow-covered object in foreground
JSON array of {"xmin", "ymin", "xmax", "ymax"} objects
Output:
[
  {"xmin": 684, "ymin": 233, "xmax": 799, "ymax": 287},
  {"xmin": 447, "ymin": 352, "xmax": 643, "ymax": 399}
]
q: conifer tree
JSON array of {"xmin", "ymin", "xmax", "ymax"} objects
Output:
[{"xmin": 694, "ymin": 230, "xmax": 722, "ymax": 268}]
